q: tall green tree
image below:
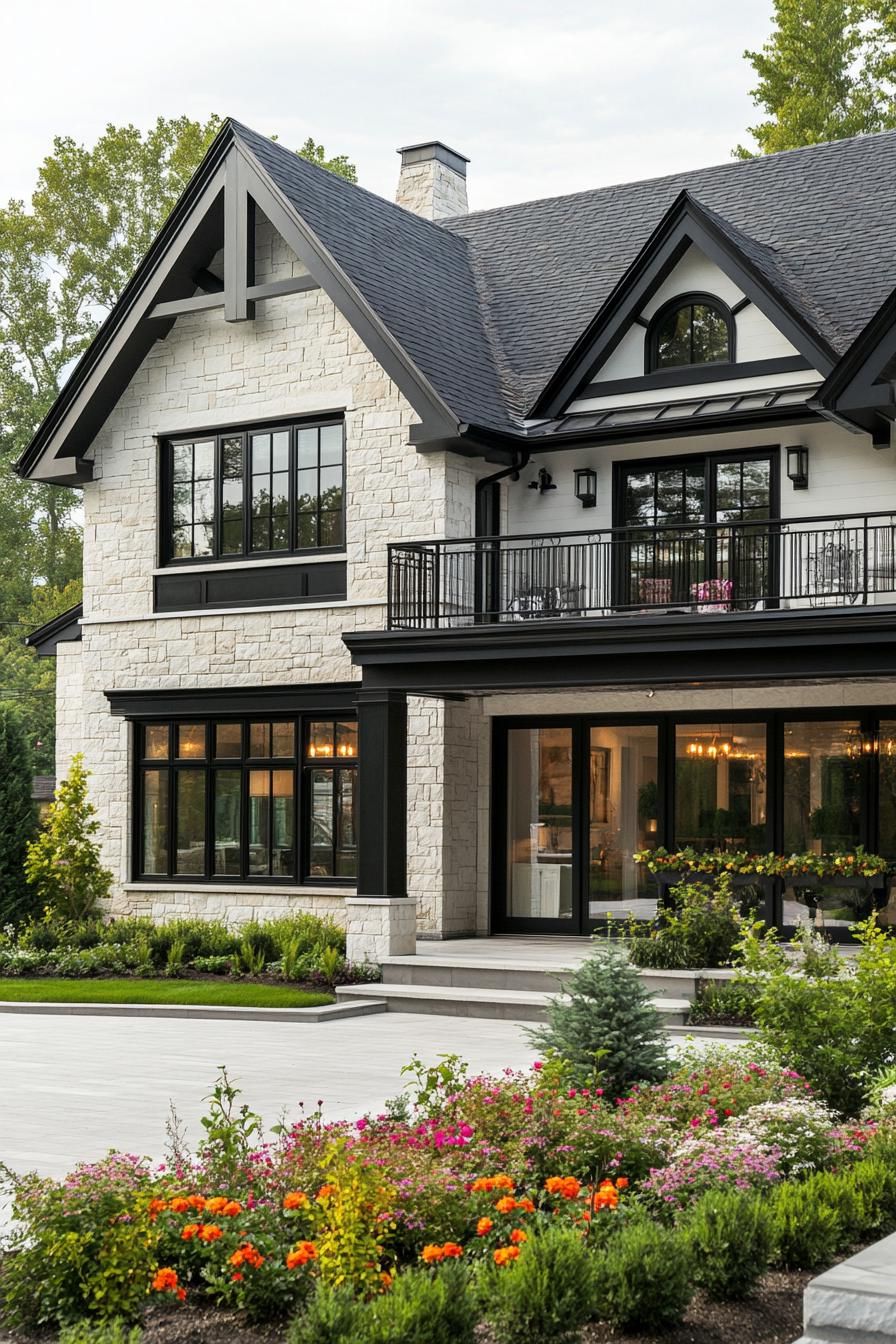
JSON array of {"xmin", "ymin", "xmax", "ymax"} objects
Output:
[
  {"xmin": 0, "ymin": 117, "xmax": 356, "ymax": 759},
  {"xmin": 0, "ymin": 702, "xmax": 38, "ymax": 925},
  {"xmin": 736, "ymin": 0, "xmax": 896, "ymax": 157}
]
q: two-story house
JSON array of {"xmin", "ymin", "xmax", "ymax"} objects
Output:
[{"xmin": 21, "ymin": 119, "xmax": 896, "ymax": 960}]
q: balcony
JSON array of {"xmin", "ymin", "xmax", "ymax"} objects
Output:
[{"xmin": 387, "ymin": 510, "xmax": 896, "ymax": 631}]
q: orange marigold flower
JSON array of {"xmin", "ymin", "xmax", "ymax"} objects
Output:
[
  {"xmin": 380, "ymin": 1271, "xmax": 393, "ymax": 1290},
  {"xmin": 283, "ymin": 1191, "xmax": 309, "ymax": 1211},
  {"xmin": 509, "ymin": 1228, "xmax": 527, "ymax": 1245},
  {"xmin": 517, "ymin": 1198, "xmax": 536, "ymax": 1214},
  {"xmin": 545, "ymin": 1176, "xmax": 581, "ymax": 1199},
  {"xmin": 199, "ymin": 1224, "xmax": 222, "ymax": 1242},
  {"xmin": 181, "ymin": 1223, "xmax": 200, "ymax": 1241},
  {"xmin": 493, "ymin": 1246, "xmax": 520, "ymax": 1266},
  {"xmin": 476, "ymin": 1217, "xmax": 494, "ymax": 1236},
  {"xmin": 152, "ymin": 1267, "xmax": 179, "ymax": 1292},
  {"xmin": 187, "ymin": 1194, "xmax": 206, "ymax": 1211},
  {"xmin": 205, "ymin": 1196, "xmax": 228, "ymax": 1215},
  {"xmin": 222, "ymin": 1200, "xmax": 243, "ymax": 1217},
  {"xmin": 169, "ymin": 1197, "xmax": 190, "ymax": 1214},
  {"xmin": 286, "ymin": 1241, "xmax": 318, "ymax": 1269},
  {"xmin": 442, "ymin": 1243, "xmax": 463, "ymax": 1259},
  {"xmin": 495, "ymin": 1196, "xmax": 517, "ymax": 1214},
  {"xmin": 615, "ymin": 1177, "xmax": 629, "ymax": 1190},
  {"xmin": 317, "ymin": 1183, "xmax": 337, "ymax": 1200},
  {"xmin": 471, "ymin": 1173, "xmax": 515, "ymax": 1194},
  {"xmin": 148, "ymin": 1198, "xmax": 168, "ymax": 1220},
  {"xmin": 229, "ymin": 1242, "xmax": 264, "ymax": 1270},
  {"xmin": 176, "ymin": 1288, "xmax": 187, "ymax": 1303},
  {"xmin": 421, "ymin": 1244, "xmax": 445, "ymax": 1263},
  {"xmin": 493, "ymin": 1174, "xmax": 515, "ymax": 1191},
  {"xmin": 231, "ymin": 1271, "xmax": 243, "ymax": 1283}
]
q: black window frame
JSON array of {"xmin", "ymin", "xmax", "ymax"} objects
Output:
[
  {"xmin": 491, "ymin": 707, "xmax": 891, "ymax": 941},
  {"xmin": 133, "ymin": 713, "xmax": 358, "ymax": 886},
  {"xmin": 159, "ymin": 416, "xmax": 345, "ymax": 567},
  {"xmin": 645, "ymin": 292, "xmax": 734, "ymax": 374}
]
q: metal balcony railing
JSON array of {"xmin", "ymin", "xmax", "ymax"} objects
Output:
[{"xmin": 387, "ymin": 511, "xmax": 896, "ymax": 630}]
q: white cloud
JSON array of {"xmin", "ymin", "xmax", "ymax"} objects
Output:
[{"xmin": 0, "ymin": 0, "xmax": 772, "ymax": 212}]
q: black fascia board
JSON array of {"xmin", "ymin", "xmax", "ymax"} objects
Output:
[
  {"xmin": 16, "ymin": 123, "xmax": 235, "ymax": 480},
  {"xmin": 578, "ymin": 354, "xmax": 811, "ymax": 400},
  {"xmin": 25, "ymin": 602, "xmax": 83, "ymax": 655},
  {"xmin": 530, "ymin": 191, "xmax": 837, "ymax": 421},
  {"xmin": 818, "ymin": 282, "xmax": 896, "ymax": 422},
  {"xmin": 106, "ymin": 682, "xmax": 360, "ymax": 719},
  {"xmin": 343, "ymin": 605, "xmax": 896, "ymax": 695}
]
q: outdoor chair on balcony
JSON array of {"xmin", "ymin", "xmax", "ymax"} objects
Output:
[
  {"xmin": 690, "ymin": 578, "xmax": 734, "ymax": 612},
  {"xmin": 507, "ymin": 584, "xmax": 585, "ymax": 619},
  {"xmin": 807, "ymin": 534, "xmax": 863, "ymax": 607}
]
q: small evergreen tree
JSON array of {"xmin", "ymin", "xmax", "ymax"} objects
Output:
[
  {"xmin": 528, "ymin": 943, "xmax": 669, "ymax": 1095},
  {"xmin": 0, "ymin": 702, "xmax": 38, "ymax": 925},
  {"xmin": 25, "ymin": 754, "xmax": 112, "ymax": 920}
]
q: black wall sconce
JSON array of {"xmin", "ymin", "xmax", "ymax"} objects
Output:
[
  {"xmin": 786, "ymin": 445, "xmax": 809, "ymax": 490},
  {"xmin": 528, "ymin": 466, "xmax": 557, "ymax": 494},
  {"xmin": 574, "ymin": 466, "xmax": 598, "ymax": 508}
]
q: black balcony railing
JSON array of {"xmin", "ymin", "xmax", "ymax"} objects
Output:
[{"xmin": 387, "ymin": 511, "xmax": 896, "ymax": 630}]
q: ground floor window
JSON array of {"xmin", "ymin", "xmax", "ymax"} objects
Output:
[
  {"xmin": 494, "ymin": 710, "xmax": 893, "ymax": 934},
  {"xmin": 136, "ymin": 715, "xmax": 357, "ymax": 883}
]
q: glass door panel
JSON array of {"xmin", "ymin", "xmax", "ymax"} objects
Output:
[
  {"xmin": 621, "ymin": 463, "xmax": 705, "ymax": 607},
  {"xmin": 711, "ymin": 457, "xmax": 772, "ymax": 609},
  {"xmin": 505, "ymin": 728, "xmax": 574, "ymax": 922},
  {"xmin": 675, "ymin": 723, "xmax": 768, "ymax": 851},
  {"xmin": 782, "ymin": 720, "xmax": 866, "ymax": 932},
  {"xmin": 587, "ymin": 725, "xmax": 659, "ymax": 924}
]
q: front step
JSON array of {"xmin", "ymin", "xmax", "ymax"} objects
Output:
[
  {"xmin": 335, "ymin": 982, "xmax": 691, "ymax": 1025},
  {"xmin": 380, "ymin": 955, "xmax": 736, "ymax": 1004}
]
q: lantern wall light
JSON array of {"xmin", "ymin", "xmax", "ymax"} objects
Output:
[
  {"xmin": 574, "ymin": 466, "xmax": 598, "ymax": 509},
  {"xmin": 786, "ymin": 445, "xmax": 809, "ymax": 490}
]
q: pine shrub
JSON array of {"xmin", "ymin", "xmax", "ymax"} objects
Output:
[
  {"xmin": 593, "ymin": 1217, "xmax": 693, "ymax": 1332},
  {"xmin": 479, "ymin": 1225, "xmax": 594, "ymax": 1344},
  {"xmin": 24, "ymin": 755, "xmax": 112, "ymax": 920},
  {"xmin": 769, "ymin": 1178, "xmax": 841, "ymax": 1269},
  {"xmin": 529, "ymin": 942, "xmax": 669, "ymax": 1093},
  {"xmin": 0, "ymin": 702, "xmax": 38, "ymax": 924},
  {"xmin": 683, "ymin": 1189, "xmax": 773, "ymax": 1300}
]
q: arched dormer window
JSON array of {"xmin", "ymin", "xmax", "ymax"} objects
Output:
[{"xmin": 646, "ymin": 293, "xmax": 733, "ymax": 373}]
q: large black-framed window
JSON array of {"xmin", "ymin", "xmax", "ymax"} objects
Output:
[
  {"xmin": 136, "ymin": 714, "xmax": 357, "ymax": 884},
  {"xmin": 646, "ymin": 292, "xmax": 733, "ymax": 372},
  {"xmin": 161, "ymin": 418, "xmax": 344, "ymax": 565},
  {"xmin": 491, "ymin": 708, "xmax": 893, "ymax": 939}
]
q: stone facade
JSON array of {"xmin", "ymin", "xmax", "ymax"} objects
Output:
[{"xmin": 59, "ymin": 215, "xmax": 484, "ymax": 930}]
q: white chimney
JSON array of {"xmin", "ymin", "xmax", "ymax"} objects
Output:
[{"xmin": 395, "ymin": 141, "xmax": 469, "ymax": 220}]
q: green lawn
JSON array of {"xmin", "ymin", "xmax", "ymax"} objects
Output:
[{"xmin": 0, "ymin": 978, "xmax": 334, "ymax": 1009}]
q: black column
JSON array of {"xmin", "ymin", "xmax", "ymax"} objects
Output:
[{"xmin": 356, "ymin": 688, "xmax": 408, "ymax": 897}]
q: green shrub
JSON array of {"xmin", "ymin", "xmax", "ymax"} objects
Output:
[
  {"xmin": 688, "ymin": 978, "xmax": 758, "ymax": 1026},
  {"xmin": 850, "ymin": 1157, "xmax": 896, "ymax": 1236},
  {"xmin": 683, "ymin": 1190, "xmax": 773, "ymax": 1300},
  {"xmin": 265, "ymin": 912, "xmax": 345, "ymax": 957},
  {"xmin": 593, "ymin": 1217, "xmax": 693, "ymax": 1332},
  {"xmin": 479, "ymin": 1225, "xmax": 594, "ymax": 1344},
  {"xmin": 58, "ymin": 1322, "xmax": 142, "ymax": 1344},
  {"xmin": 360, "ymin": 1262, "xmax": 476, "ymax": 1344},
  {"xmin": 99, "ymin": 917, "xmax": 155, "ymax": 947},
  {"xmin": 866, "ymin": 1063, "xmax": 896, "ymax": 1120},
  {"xmin": 736, "ymin": 915, "xmax": 896, "ymax": 1115},
  {"xmin": 627, "ymin": 876, "xmax": 745, "ymax": 970},
  {"xmin": 148, "ymin": 916, "xmax": 237, "ymax": 967},
  {"xmin": 0, "ymin": 701, "xmax": 38, "ymax": 925},
  {"xmin": 769, "ymin": 1178, "xmax": 841, "ymax": 1269},
  {"xmin": 528, "ymin": 942, "xmax": 669, "ymax": 1093},
  {"xmin": 287, "ymin": 1283, "xmax": 366, "ymax": 1344},
  {"xmin": 24, "ymin": 756, "xmax": 113, "ymax": 921},
  {"xmin": 192, "ymin": 953, "xmax": 232, "ymax": 975}
]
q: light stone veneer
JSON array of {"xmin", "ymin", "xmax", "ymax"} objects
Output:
[
  {"xmin": 395, "ymin": 159, "xmax": 468, "ymax": 220},
  {"xmin": 345, "ymin": 897, "xmax": 418, "ymax": 961},
  {"xmin": 58, "ymin": 215, "xmax": 487, "ymax": 933}
]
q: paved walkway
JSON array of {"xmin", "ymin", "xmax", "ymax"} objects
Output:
[{"xmin": 0, "ymin": 1011, "xmax": 539, "ymax": 1181}]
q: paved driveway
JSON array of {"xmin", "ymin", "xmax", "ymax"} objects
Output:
[{"xmin": 0, "ymin": 1011, "xmax": 538, "ymax": 1180}]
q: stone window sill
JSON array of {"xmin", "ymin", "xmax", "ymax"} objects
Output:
[
  {"xmin": 152, "ymin": 553, "xmax": 348, "ymax": 577},
  {"xmin": 123, "ymin": 883, "xmax": 354, "ymax": 898}
]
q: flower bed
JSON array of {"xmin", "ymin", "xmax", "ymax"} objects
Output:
[
  {"xmin": 2, "ymin": 1048, "xmax": 893, "ymax": 1343},
  {"xmin": 634, "ymin": 846, "xmax": 889, "ymax": 881}
]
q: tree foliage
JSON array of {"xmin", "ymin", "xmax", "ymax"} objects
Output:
[
  {"xmin": 0, "ymin": 701, "xmax": 38, "ymax": 925},
  {"xmin": 25, "ymin": 753, "xmax": 113, "ymax": 920},
  {"xmin": 736, "ymin": 0, "xmax": 896, "ymax": 157},
  {"xmin": 0, "ymin": 117, "xmax": 356, "ymax": 760}
]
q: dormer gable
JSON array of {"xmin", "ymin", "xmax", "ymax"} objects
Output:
[{"xmin": 530, "ymin": 191, "xmax": 837, "ymax": 421}]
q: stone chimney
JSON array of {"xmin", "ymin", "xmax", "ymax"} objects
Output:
[{"xmin": 395, "ymin": 141, "xmax": 469, "ymax": 220}]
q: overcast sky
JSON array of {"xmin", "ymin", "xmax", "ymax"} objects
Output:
[{"xmin": 2, "ymin": 0, "xmax": 773, "ymax": 212}]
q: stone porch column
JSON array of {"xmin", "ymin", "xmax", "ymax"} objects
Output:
[{"xmin": 346, "ymin": 688, "xmax": 416, "ymax": 961}]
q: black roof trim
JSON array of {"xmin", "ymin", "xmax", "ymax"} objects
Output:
[
  {"xmin": 818, "ymin": 281, "xmax": 896, "ymax": 428},
  {"xmin": 529, "ymin": 191, "xmax": 837, "ymax": 420},
  {"xmin": 26, "ymin": 603, "xmax": 83, "ymax": 655},
  {"xmin": 106, "ymin": 681, "xmax": 359, "ymax": 718},
  {"xmin": 578, "ymin": 354, "xmax": 811, "ymax": 400}
]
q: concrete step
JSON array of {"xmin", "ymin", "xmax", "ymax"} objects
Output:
[
  {"xmin": 336, "ymin": 982, "xmax": 691, "ymax": 1024},
  {"xmin": 380, "ymin": 955, "xmax": 736, "ymax": 1003}
]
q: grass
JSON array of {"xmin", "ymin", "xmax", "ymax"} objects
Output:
[{"xmin": 0, "ymin": 978, "xmax": 334, "ymax": 1009}]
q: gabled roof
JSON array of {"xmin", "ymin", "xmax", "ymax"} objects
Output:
[
  {"xmin": 26, "ymin": 603, "xmax": 82, "ymax": 655},
  {"xmin": 17, "ymin": 122, "xmax": 896, "ymax": 477},
  {"xmin": 523, "ymin": 190, "xmax": 837, "ymax": 418},
  {"xmin": 816, "ymin": 280, "xmax": 896, "ymax": 439}
]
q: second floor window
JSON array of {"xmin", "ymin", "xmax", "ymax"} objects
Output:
[
  {"xmin": 647, "ymin": 295, "xmax": 732, "ymax": 372},
  {"xmin": 163, "ymin": 419, "xmax": 344, "ymax": 563}
]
